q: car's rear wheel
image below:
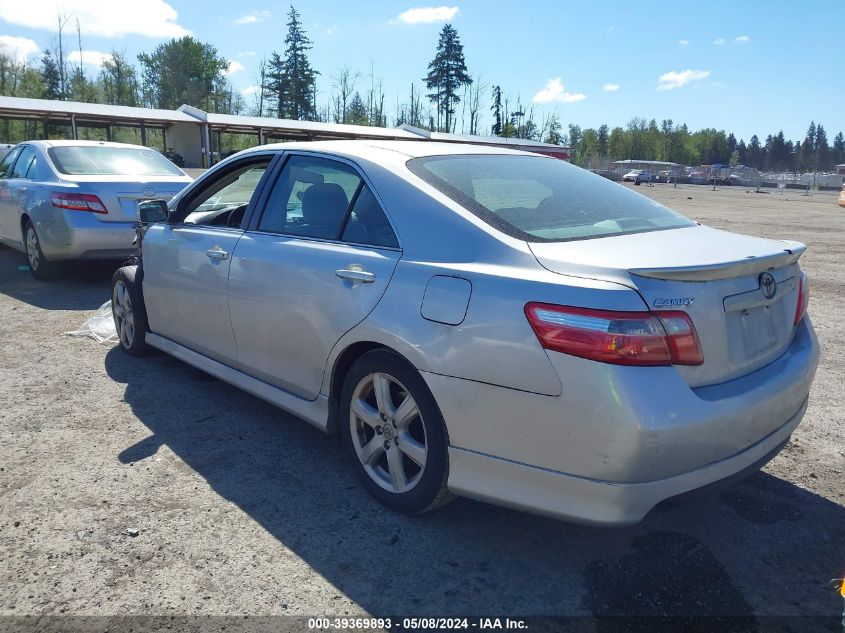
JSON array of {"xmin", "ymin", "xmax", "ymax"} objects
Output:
[
  {"xmin": 112, "ymin": 267, "xmax": 151, "ymax": 356},
  {"xmin": 24, "ymin": 220, "xmax": 58, "ymax": 280},
  {"xmin": 341, "ymin": 349, "xmax": 452, "ymax": 514}
]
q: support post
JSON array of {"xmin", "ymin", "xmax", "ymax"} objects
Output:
[
  {"xmin": 162, "ymin": 127, "xmax": 167, "ymax": 151},
  {"xmin": 106, "ymin": 126, "xmax": 112, "ymax": 142},
  {"xmin": 140, "ymin": 122, "xmax": 147, "ymax": 147},
  {"xmin": 259, "ymin": 128, "xmax": 265, "ymax": 145},
  {"xmin": 70, "ymin": 114, "xmax": 78, "ymax": 140},
  {"xmin": 42, "ymin": 119, "xmax": 48, "ymax": 139}
]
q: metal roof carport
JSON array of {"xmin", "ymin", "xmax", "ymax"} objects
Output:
[
  {"xmin": 0, "ymin": 96, "xmax": 573, "ymax": 169},
  {"xmin": 0, "ymin": 95, "xmax": 201, "ymax": 159}
]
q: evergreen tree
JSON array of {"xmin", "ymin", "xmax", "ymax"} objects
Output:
[
  {"xmin": 347, "ymin": 92, "xmax": 368, "ymax": 125},
  {"xmin": 490, "ymin": 85, "xmax": 502, "ymax": 136},
  {"xmin": 40, "ymin": 50, "xmax": 62, "ymax": 100},
  {"xmin": 597, "ymin": 124, "xmax": 609, "ymax": 158},
  {"xmin": 424, "ymin": 24, "xmax": 471, "ymax": 132},
  {"xmin": 747, "ymin": 135, "xmax": 763, "ymax": 170},
  {"xmin": 814, "ymin": 124, "xmax": 829, "ymax": 171},
  {"xmin": 832, "ymin": 132, "xmax": 845, "ymax": 166},
  {"xmin": 266, "ymin": 6, "xmax": 318, "ymax": 120}
]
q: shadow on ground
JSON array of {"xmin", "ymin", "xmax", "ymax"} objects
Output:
[
  {"xmin": 104, "ymin": 347, "xmax": 844, "ymax": 630},
  {"xmin": 0, "ymin": 244, "xmax": 118, "ymax": 310}
]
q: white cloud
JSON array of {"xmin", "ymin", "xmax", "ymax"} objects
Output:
[
  {"xmin": 0, "ymin": 35, "xmax": 39, "ymax": 61},
  {"xmin": 603, "ymin": 83, "xmax": 620, "ymax": 92},
  {"xmin": 678, "ymin": 39, "xmax": 689, "ymax": 46},
  {"xmin": 225, "ymin": 60, "xmax": 245, "ymax": 76},
  {"xmin": 395, "ymin": 6, "xmax": 459, "ymax": 24},
  {"xmin": 67, "ymin": 49, "xmax": 112, "ymax": 66},
  {"xmin": 713, "ymin": 37, "xmax": 726, "ymax": 46},
  {"xmin": 235, "ymin": 10, "xmax": 270, "ymax": 25},
  {"xmin": 325, "ymin": 25, "xmax": 337, "ymax": 35},
  {"xmin": 734, "ymin": 35, "xmax": 750, "ymax": 44},
  {"xmin": 238, "ymin": 51, "xmax": 257, "ymax": 57},
  {"xmin": 532, "ymin": 77, "xmax": 587, "ymax": 104},
  {"xmin": 241, "ymin": 85, "xmax": 261, "ymax": 96},
  {"xmin": 0, "ymin": 0, "xmax": 189, "ymax": 38},
  {"xmin": 657, "ymin": 69, "xmax": 711, "ymax": 91}
]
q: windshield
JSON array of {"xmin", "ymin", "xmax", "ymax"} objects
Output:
[
  {"xmin": 48, "ymin": 146, "xmax": 185, "ymax": 176},
  {"xmin": 407, "ymin": 154, "xmax": 694, "ymax": 242}
]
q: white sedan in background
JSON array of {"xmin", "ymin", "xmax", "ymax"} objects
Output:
[
  {"xmin": 622, "ymin": 169, "xmax": 652, "ymax": 183},
  {"xmin": 0, "ymin": 140, "xmax": 192, "ymax": 279}
]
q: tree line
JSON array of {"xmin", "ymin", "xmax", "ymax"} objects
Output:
[{"xmin": 0, "ymin": 5, "xmax": 842, "ymax": 172}]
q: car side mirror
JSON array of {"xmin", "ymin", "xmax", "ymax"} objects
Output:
[{"xmin": 137, "ymin": 199, "xmax": 169, "ymax": 223}]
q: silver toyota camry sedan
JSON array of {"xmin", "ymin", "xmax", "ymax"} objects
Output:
[
  {"xmin": 0, "ymin": 140, "xmax": 192, "ymax": 279},
  {"xmin": 111, "ymin": 140, "xmax": 818, "ymax": 525}
]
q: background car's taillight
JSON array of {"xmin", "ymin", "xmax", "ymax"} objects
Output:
[
  {"xmin": 524, "ymin": 302, "xmax": 703, "ymax": 366},
  {"xmin": 794, "ymin": 272, "xmax": 809, "ymax": 325},
  {"xmin": 51, "ymin": 192, "xmax": 108, "ymax": 214}
]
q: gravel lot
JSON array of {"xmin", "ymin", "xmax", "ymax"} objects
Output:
[{"xmin": 0, "ymin": 184, "xmax": 842, "ymax": 631}]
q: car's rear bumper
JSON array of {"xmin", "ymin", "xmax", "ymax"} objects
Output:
[
  {"xmin": 35, "ymin": 210, "xmax": 136, "ymax": 260},
  {"xmin": 446, "ymin": 400, "xmax": 803, "ymax": 526},
  {"xmin": 424, "ymin": 317, "xmax": 818, "ymax": 525}
]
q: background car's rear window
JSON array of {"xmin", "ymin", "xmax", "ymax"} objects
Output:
[
  {"xmin": 407, "ymin": 154, "xmax": 694, "ymax": 242},
  {"xmin": 48, "ymin": 146, "xmax": 184, "ymax": 176}
]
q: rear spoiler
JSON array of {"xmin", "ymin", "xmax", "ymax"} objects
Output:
[{"xmin": 630, "ymin": 241, "xmax": 806, "ymax": 282}]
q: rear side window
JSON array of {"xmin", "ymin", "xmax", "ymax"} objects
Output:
[
  {"xmin": 10, "ymin": 147, "xmax": 37, "ymax": 179},
  {"xmin": 407, "ymin": 154, "xmax": 694, "ymax": 242},
  {"xmin": 48, "ymin": 145, "xmax": 184, "ymax": 176},
  {"xmin": 0, "ymin": 146, "xmax": 22, "ymax": 178}
]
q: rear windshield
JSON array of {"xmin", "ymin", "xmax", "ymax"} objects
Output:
[
  {"xmin": 407, "ymin": 154, "xmax": 694, "ymax": 242},
  {"xmin": 48, "ymin": 146, "xmax": 184, "ymax": 176}
]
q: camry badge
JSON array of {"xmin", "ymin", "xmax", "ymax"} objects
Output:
[
  {"xmin": 653, "ymin": 297, "xmax": 695, "ymax": 307},
  {"xmin": 142, "ymin": 186, "xmax": 155, "ymax": 197},
  {"xmin": 759, "ymin": 272, "xmax": 777, "ymax": 300}
]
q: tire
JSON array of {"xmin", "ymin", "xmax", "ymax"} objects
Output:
[
  {"xmin": 24, "ymin": 220, "xmax": 59, "ymax": 280},
  {"xmin": 340, "ymin": 349, "xmax": 453, "ymax": 514},
  {"xmin": 111, "ymin": 266, "xmax": 151, "ymax": 356}
]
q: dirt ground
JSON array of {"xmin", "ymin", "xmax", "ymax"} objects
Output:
[{"xmin": 0, "ymin": 183, "xmax": 843, "ymax": 631}]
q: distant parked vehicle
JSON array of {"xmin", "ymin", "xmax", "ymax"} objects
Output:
[
  {"xmin": 622, "ymin": 169, "xmax": 651, "ymax": 183},
  {"xmin": 159, "ymin": 148, "xmax": 185, "ymax": 168},
  {"xmin": 0, "ymin": 140, "xmax": 192, "ymax": 279}
]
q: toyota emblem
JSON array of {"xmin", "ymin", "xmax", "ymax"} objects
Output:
[
  {"xmin": 142, "ymin": 186, "xmax": 155, "ymax": 197},
  {"xmin": 759, "ymin": 272, "xmax": 777, "ymax": 300}
]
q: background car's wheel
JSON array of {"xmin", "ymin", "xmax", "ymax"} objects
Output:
[
  {"xmin": 112, "ymin": 266, "xmax": 151, "ymax": 356},
  {"xmin": 341, "ymin": 349, "xmax": 453, "ymax": 514},
  {"xmin": 24, "ymin": 220, "xmax": 58, "ymax": 280}
]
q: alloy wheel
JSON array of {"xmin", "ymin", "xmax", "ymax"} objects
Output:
[
  {"xmin": 26, "ymin": 227, "xmax": 40, "ymax": 271},
  {"xmin": 112, "ymin": 280, "xmax": 135, "ymax": 349},
  {"xmin": 349, "ymin": 372, "xmax": 427, "ymax": 494}
]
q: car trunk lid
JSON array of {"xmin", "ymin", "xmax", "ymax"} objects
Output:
[
  {"xmin": 529, "ymin": 225, "xmax": 805, "ymax": 387},
  {"xmin": 57, "ymin": 175, "xmax": 190, "ymax": 222}
]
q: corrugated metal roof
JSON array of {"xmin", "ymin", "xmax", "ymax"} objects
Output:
[
  {"xmin": 398, "ymin": 124, "xmax": 571, "ymax": 151},
  {"xmin": 184, "ymin": 107, "xmax": 421, "ymax": 140},
  {"xmin": 0, "ymin": 96, "xmax": 199, "ymax": 124}
]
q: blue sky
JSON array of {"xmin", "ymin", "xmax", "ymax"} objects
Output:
[{"xmin": 0, "ymin": 0, "xmax": 842, "ymax": 141}]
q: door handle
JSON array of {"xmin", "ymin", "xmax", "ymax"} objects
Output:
[
  {"xmin": 206, "ymin": 247, "xmax": 229, "ymax": 261},
  {"xmin": 336, "ymin": 268, "xmax": 375, "ymax": 283}
]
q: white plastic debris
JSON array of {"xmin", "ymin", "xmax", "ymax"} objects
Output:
[{"xmin": 64, "ymin": 300, "xmax": 118, "ymax": 344}]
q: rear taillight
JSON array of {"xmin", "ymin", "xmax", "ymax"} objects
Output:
[
  {"xmin": 524, "ymin": 303, "xmax": 703, "ymax": 366},
  {"xmin": 794, "ymin": 272, "xmax": 809, "ymax": 325},
  {"xmin": 51, "ymin": 192, "xmax": 108, "ymax": 214}
]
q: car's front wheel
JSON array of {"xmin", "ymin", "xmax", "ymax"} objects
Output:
[
  {"xmin": 112, "ymin": 267, "xmax": 151, "ymax": 356},
  {"xmin": 24, "ymin": 220, "xmax": 58, "ymax": 280},
  {"xmin": 341, "ymin": 349, "xmax": 452, "ymax": 514}
]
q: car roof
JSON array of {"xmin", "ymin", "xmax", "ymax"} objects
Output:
[
  {"xmin": 18, "ymin": 139, "xmax": 153, "ymax": 151},
  {"xmin": 240, "ymin": 139, "xmax": 537, "ymax": 161}
]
